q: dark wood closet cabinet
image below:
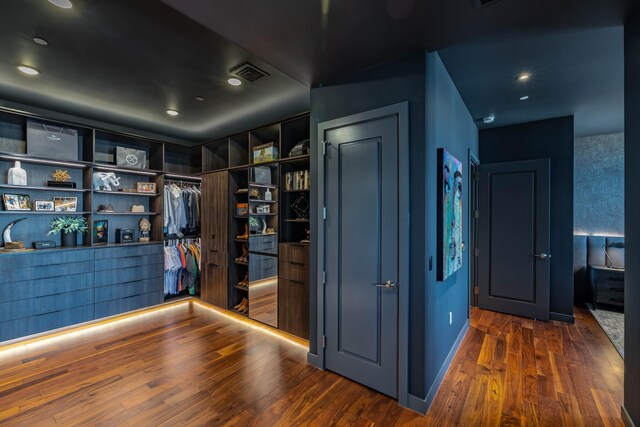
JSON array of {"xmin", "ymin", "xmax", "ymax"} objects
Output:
[
  {"xmin": 201, "ymin": 171, "xmax": 229, "ymax": 307},
  {"xmin": 279, "ymin": 243, "xmax": 310, "ymax": 339}
]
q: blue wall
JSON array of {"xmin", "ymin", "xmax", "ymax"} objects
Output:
[
  {"xmin": 574, "ymin": 133, "xmax": 624, "ymax": 236},
  {"xmin": 480, "ymin": 117, "xmax": 575, "ymax": 322},
  {"xmin": 624, "ymin": 8, "xmax": 640, "ymax": 426},
  {"xmin": 423, "ymin": 52, "xmax": 478, "ymax": 406}
]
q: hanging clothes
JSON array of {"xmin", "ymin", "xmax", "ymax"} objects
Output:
[
  {"xmin": 164, "ymin": 182, "xmax": 201, "ymax": 237},
  {"xmin": 163, "ymin": 238, "xmax": 201, "ymax": 296}
]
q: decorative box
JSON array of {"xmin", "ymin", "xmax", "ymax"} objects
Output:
[
  {"xmin": 27, "ymin": 120, "xmax": 79, "ymax": 161},
  {"xmin": 236, "ymin": 203, "xmax": 248, "ymax": 216},
  {"xmin": 116, "ymin": 228, "xmax": 134, "ymax": 243},
  {"xmin": 252, "ymin": 166, "xmax": 271, "ymax": 185},
  {"xmin": 116, "ymin": 146, "xmax": 147, "ymax": 169},
  {"xmin": 253, "ymin": 142, "xmax": 278, "ymax": 164}
]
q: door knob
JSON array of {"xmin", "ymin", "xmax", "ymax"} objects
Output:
[
  {"xmin": 373, "ymin": 280, "xmax": 396, "ymax": 289},
  {"xmin": 534, "ymin": 253, "xmax": 551, "ymax": 259}
]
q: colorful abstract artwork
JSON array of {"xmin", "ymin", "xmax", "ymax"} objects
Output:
[{"xmin": 437, "ymin": 148, "xmax": 463, "ymax": 281}]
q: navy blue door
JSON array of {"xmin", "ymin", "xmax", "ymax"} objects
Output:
[
  {"xmin": 322, "ymin": 114, "xmax": 399, "ymax": 398},
  {"xmin": 478, "ymin": 159, "xmax": 551, "ymax": 320}
]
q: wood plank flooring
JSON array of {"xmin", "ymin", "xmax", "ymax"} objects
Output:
[{"xmin": 0, "ymin": 302, "xmax": 623, "ymax": 426}]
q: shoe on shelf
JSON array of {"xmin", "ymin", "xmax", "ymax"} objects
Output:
[
  {"xmin": 235, "ymin": 244, "xmax": 249, "ymax": 263},
  {"xmin": 236, "ymin": 224, "xmax": 249, "ymax": 240},
  {"xmin": 234, "ymin": 298, "xmax": 248, "ymax": 311}
]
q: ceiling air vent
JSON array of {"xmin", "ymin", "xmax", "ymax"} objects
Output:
[
  {"xmin": 230, "ymin": 63, "xmax": 270, "ymax": 83},
  {"xmin": 472, "ymin": 0, "xmax": 502, "ymax": 9}
]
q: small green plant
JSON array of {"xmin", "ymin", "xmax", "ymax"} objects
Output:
[{"xmin": 48, "ymin": 217, "xmax": 88, "ymax": 235}]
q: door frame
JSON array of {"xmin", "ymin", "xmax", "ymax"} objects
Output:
[
  {"xmin": 315, "ymin": 102, "xmax": 410, "ymax": 407},
  {"xmin": 469, "ymin": 150, "xmax": 480, "ymax": 308}
]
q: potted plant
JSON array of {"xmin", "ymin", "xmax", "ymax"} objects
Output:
[{"xmin": 48, "ymin": 217, "xmax": 88, "ymax": 247}]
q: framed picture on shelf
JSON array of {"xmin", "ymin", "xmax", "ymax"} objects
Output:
[
  {"xmin": 93, "ymin": 220, "xmax": 108, "ymax": 244},
  {"xmin": 34, "ymin": 200, "xmax": 55, "ymax": 212},
  {"xmin": 53, "ymin": 196, "xmax": 78, "ymax": 212},
  {"xmin": 136, "ymin": 182, "xmax": 156, "ymax": 194},
  {"xmin": 3, "ymin": 193, "xmax": 31, "ymax": 211}
]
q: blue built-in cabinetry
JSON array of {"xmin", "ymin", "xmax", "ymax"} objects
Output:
[
  {"xmin": 0, "ymin": 243, "xmax": 164, "ymax": 342},
  {"xmin": 94, "ymin": 244, "xmax": 164, "ymax": 318}
]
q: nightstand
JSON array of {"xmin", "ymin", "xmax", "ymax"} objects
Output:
[{"xmin": 588, "ymin": 265, "xmax": 624, "ymax": 310}]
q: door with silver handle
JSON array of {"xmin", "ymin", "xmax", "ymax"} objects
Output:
[
  {"xmin": 373, "ymin": 280, "xmax": 396, "ymax": 289},
  {"xmin": 534, "ymin": 253, "xmax": 551, "ymax": 260}
]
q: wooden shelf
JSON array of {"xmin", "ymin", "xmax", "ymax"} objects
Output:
[
  {"xmin": 248, "ymin": 182, "xmax": 277, "ymax": 189},
  {"xmin": 234, "ymin": 238, "xmax": 248, "ymax": 243},
  {"xmin": 249, "ymin": 232, "xmax": 278, "ymax": 237},
  {"xmin": 93, "ymin": 212, "xmax": 160, "ymax": 216},
  {"xmin": 249, "ymin": 213, "xmax": 278, "ymax": 216},
  {"xmin": 234, "ymin": 260, "xmax": 249, "ymax": 266},
  {"xmin": 234, "ymin": 284, "xmax": 249, "ymax": 291},
  {"xmin": 94, "ymin": 190, "xmax": 159, "ymax": 197},
  {"xmin": 0, "ymin": 153, "xmax": 90, "ymax": 169},
  {"xmin": 0, "ymin": 211, "xmax": 90, "ymax": 215},
  {"xmin": 248, "ymin": 199, "xmax": 277, "ymax": 204},
  {"xmin": 234, "ymin": 215, "xmax": 249, "ymax": 219},
  {"xmin": 280, "ymin": 154, "xmax": 310, "ymax": 164},
  {"xmin": 285, "ymin": 219, "xmax": 310, "ymax": 223},
  {"xmin": 93, "ymin": 165, "xmax": 161, "ymax": 176},
  {"xmin": 0, "ymin": 184, "xmax": 90, "ymax": 193},
  {"xmin": 283, "ymin": 189, "xmax": 310, "ymax": 193}
]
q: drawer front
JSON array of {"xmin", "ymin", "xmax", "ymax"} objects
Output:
[
  {"xmin": 279, "ymin": 260, "xmax": 309, "ymax": 283},
  {"xmin": 33, "ymin": 260, "xmax": 94, "ymax": 280},
  {"xmin": 94, "ymin": 243, "xmax": 163, "ymax": 260},
  {"xmin": 250, "ymin": 234, "xmax": 279, "ymax": 255},
  {"xmin": 95, "ymin": 292, "xmax": 163, "ymax": 319},
  {"xmin": 278, "ymin": 278, "xmax": 309, "ymax": 339},
  {"xmin": 0, "ymin": 305, "xmax": 94, "ymax": 342},
  {"xmin": 95, "ymin": 278, "xmax": 163, "ymax": 303},
  {"xmin": 33, "ymin": 249, "xmax": 94, "ymax": 266},
  {"xmin": 597, "ymin": 288, "xmax": 624, "ymax": 306},
  {"xmin": 0, "ymin": 288, "xmax": 94, "ymax": 322},
  {"xmin": 279, "ymin": 243, "xmax": 309, "ymax": 264},
  {"xmin": 99, "ymin": 253, "xmax": 162, "ymax": 270},
  {"xmin": 94, "ymin": 263, "xmax": 164, "ymax": 287},
  {"xmin": 0, "ymin": 272, "xmax": 94, "ymax": 303}
]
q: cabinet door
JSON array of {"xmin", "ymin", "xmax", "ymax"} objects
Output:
[
  {"xmin": 202, "ymin": 171, "xmax": 229, "ymax": 254},
  {"xmin": 201, "ymin": 171, "xmax": 229, "ymax": 308},
  {"xmin": 202, "ymin": 255, "xmax": 228, "ymax": 307}
]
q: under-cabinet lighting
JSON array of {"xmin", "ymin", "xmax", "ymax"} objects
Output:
[{"xmin": 0, "ymin": 154, "xmax": 85, "ymax": 168}]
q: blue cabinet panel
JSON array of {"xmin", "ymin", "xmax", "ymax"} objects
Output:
[
  {"xmin": 0, "ymin": 304, "xmax": 94, "ymax": 342},
  {"xmin": 0, "ymin": 289, "xmax": 94, "ymax": 322},
  {"xmin": 94, "ymin": 263, "xmax": 164, "ymax": 287},
  {"xmin": 94, "ymin": 244, "xmax": 163, "ymax": 260},
  {"xmin": 0, "ymin": 272, "xmax": 94, "ymax": 303},
  {"xmin": 95, "ymin": 292, "xmax": 163, "ymax": 319},
  {"xmin": 94, "ymin": 278, "xmax": 163, "ymax": 303},
  {"xmin": 32, "ymin": 249, "xmax": 94, "ymax": 266},
  {"xmin": 98, "ymin": 254, "xmax": 163, "ymax": 270},
  {"xmin": 33, "ymin": 261, "xmax": 94, "ymax": 280}
]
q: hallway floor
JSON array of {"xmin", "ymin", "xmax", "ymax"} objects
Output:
[{"xmin": 0, "ymin": 302, "xmax": 624, "ymax": 426}]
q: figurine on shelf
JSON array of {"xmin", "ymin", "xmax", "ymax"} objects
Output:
[
  {"xmin": 7, "ymin": 161, "xmax": 27, "ymax": 186},
  {"xmin": 51, "ymin": 169, "xmax": 71, "ymax": 182},
  {"xmin": 301, "ymin": 228, "xmax": 310, "ymax": 245},
  {"xmin": 92, "ymin": 172, "xmax": 121, "ymax": 191},
  {"xmin": 139, "ymin": 218, "xmax": 151, "ymax": 242}
]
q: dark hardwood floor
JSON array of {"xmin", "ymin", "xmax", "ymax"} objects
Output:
[{"xmin": 0, "ymin": 301, "xmax": 623, "ymax": 426}]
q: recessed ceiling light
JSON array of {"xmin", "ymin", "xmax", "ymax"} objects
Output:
[
  {"xmin": 195, "ymin": 96, "xmax": 205, "ymax": 102},
  {"xmin": 520, "ymin": 95, "xmax": 529, "ymax": 101},
  {"xmin": 48, "ymin": 0, "xmax": 72, "ymax": 8},
  {"xmin": 227, "ymin": 78, "xmax": 242, "ymax": 86},
  {"xmin": 517, "ymin": 73, "xmax": 531, "ymax": 82},
  {"xmin": 17, "ymin": 65, "xmax": 39, "ymax": 76},
  {"xmin": 166, "ymin": 109, "xmax": 179, "ymax": 117},
  {"xmin": 33, "ymin": 37, "xmax": 49, "ymax": 46},
  {"xmin": 483, "ymin": 115, "xmax": 495, "ymax": 124}
]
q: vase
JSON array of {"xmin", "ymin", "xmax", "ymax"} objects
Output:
[
  {"xmin": 61, "ymin": 231, "xmax": 77, "ymax": 247},
  {"xmin": 8, "ymin": 161, "xmax": 27, "ymax": 186}
]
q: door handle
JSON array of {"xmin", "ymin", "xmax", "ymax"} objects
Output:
[
  {"xmin": 534, "ymin": 253, "xmax": 551, "ymax": 260},
  {"xmin": 373, "ymin": 280, "xmax": 396, "ymax": 289}
]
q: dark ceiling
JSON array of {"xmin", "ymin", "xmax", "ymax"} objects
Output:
[
  {"xmin": 0, "ymin": 0, "xmax": 635, "ymax": 143},
  {"xmin": 438, "ymin": 26, "xmax": 624, "ymax": 137},
  {"xmin": 0, "ymin": 0, "xmax": 309, "ymax": 144}
]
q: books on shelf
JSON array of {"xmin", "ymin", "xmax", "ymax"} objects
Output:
[{"xmin": 285, "ymin": 170, "xmax": 310, "ymax": 191}]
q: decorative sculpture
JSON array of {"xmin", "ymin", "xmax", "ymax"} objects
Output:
[
  {"xmin": 139, "ymin": 217, "xmax": 151, "ymax": 242},
  {"xmin": 7, "ymin": 161, "xmax": 27, "ymax": 186},
  {"xmin": 92, "ymin": 172, "xmax": 121, "ymax": 191},
  {"xmin": 51, "ymin": 169, "xmax": 71, "ymax": 182},
  {"xmin": 2, "ymin": 218, "xmax": 27, "ymax": 251}
]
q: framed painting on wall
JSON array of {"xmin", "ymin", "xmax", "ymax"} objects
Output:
[{"xmin": 437, "ymin": 148, "xmax": 463, "ymax": 281}]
